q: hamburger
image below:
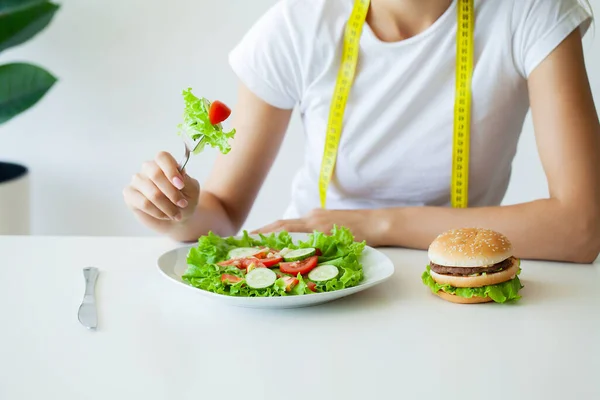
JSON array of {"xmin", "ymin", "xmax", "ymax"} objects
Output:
[{"xmin": 421, "ymin": 228, "xmax": 523, "ymax": 304}]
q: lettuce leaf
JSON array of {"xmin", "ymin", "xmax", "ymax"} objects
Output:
[
  {"xmin": 299, "ymin": 225, "xmax": 366, "ymax": 263},
  {"xmin": 186, "ymin": 231, "xmax": 232, "ymax": 266},
  {"xmin": 315, "ymin": 252, "xmax": 364, "ymax": 292},
  {"xmin": 177, "ymin": 88, "xmax": 235, "ymax": 154},
  {"xmin": 291, "ymin": 273, "xmax": 313, "ymax": 295},
  {"xmin": 223, "ymin": 230, "xmax": 260, "ymax": 248},
  {"xmin": 182, "ymin": 226, "xmax": 365, "ymax": 297},
  {"xmin": 421, "ymin": 265, "xmax": 523, "ymax": 303},
  {"xmin": 257, "ymin": 231, "xmax": 297, "ymax": 251},
  {"xmin": 184, "ymin": 263, "xmax": 288, "ymax": 297},
  {"xmin": 185, "ymin": 231, "xmax": 261, "ymax": 270}
]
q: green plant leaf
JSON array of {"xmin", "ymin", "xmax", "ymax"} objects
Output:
[
  {"xmin": 0, "ymin": 1, "xmax": 59, "ymax": 53},
  {"xmin": 0, "ymin": 62, "xmax": 57, "ymax": 124},
  {"xmin": 0, "ymin": 0, "xmax": 47, "ymax": 15}
]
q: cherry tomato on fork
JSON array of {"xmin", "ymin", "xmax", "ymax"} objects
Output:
[{"xmin": 208, "ymin": 100, "xmax": 232, "ymax": 125}]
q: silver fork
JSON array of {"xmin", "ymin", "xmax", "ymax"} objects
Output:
[
  {"xmin": 177, "ymin": 119, "xmax": 223, "ymax": 172},
  {"xmin": 177, "ymin": 134, "xmax": 205, "ymax": 172},
  {"xmin": 177, "ymin": 97, "xmax": 223, "ymax": 172}
]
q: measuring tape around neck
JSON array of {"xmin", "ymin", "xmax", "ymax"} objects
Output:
[{"xmin": 318, "ymin": 0, "xmax": 475, "ymax": 209}]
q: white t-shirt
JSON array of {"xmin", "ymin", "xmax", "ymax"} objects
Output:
[{"xmin": 228, "ymin": 0, "xmax": 592, "ymax": 218}]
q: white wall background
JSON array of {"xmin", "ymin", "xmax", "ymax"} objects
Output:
[{"xmin": 0, "ymin": 0, "xmax": 599, "ymax": 237}]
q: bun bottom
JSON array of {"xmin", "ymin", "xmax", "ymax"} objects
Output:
[{"xmin": 435, "ymin": 290, "xmax": 494, "ymax": 304}]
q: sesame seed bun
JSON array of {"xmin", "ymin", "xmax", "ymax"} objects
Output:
[
  {"xmin": 435, "ymin": 291, "xmax": 494, "ymax": 304},
  {"xmin": 428, "ymin": 228, "xmax": 513, "ymax": 268},
  {"xmin": 430, "ymin": 257, "xmax": 520, "ymax": 288}
]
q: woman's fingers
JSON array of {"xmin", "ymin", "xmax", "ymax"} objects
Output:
[
  {"xmin": 155, "ymin": 151, "xmax": 186, "ymax": 190},
  {"xmin": 142, "ymin": 160, "xmax": 188, "ymax": 209},
  {"xmin": 124, "ymin": 151, "xmax": 200, "ymax": 224},
  {"xmin": 131, "ymin": 173, "xmax": 181, "ymax": 220},
  {"xmin": 252, "ymin": 219, "xmax": 309, "ymax": 234},
  {"xmin": 123, "ymin": 186, "xmax": 169, "ymax": 220}
]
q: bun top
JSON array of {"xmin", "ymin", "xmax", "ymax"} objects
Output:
[{"xmin": 428, "ymin": 228, "xmax": 513, "ymax": 267}]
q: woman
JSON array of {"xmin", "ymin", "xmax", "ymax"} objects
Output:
[{"xmin": 123, "ymin": 0, "xmax": 600, "ymax": 263}]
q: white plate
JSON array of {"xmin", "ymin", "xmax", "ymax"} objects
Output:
[{"xmin": 157, "ymin": 233, "xmax": 395, "ymax": 308}]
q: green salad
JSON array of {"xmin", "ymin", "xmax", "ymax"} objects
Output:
[
  {"xmin": 177, "ymin": 88, "xmax": 236, "ymax": 155},
  {"xmin": 182, "ymin": 226, "xmax": 366, "ymax": 297}
]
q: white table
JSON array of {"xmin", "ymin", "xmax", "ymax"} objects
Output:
[{"xmin": 1, "ymin": 236, "xmax": 599, "ymax": 400}]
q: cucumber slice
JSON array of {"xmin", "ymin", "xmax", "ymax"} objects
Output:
[
  {"xmin": 308, "ymin": 265, "xmax": 339, "ymax": 282},
  {"xmin": 246, "ymin": 268, "xmax": 277, "ymax": 289},
  {"xmin": 283, "ymin": 248, "xmax": 316, "ymax": 262},
  {"xmin": 278, "ymin": 248, "xmax": 293, "ymax": 257},
  {"xmin": 228, "ymin": 247, "xmax": 261, "ymax": 259}
]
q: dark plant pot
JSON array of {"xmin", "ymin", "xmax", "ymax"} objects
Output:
[{"xmin": 0, "ymin": 162, "xmax": 30, "ymax": 234}]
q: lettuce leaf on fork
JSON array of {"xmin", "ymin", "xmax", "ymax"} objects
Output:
[{"xmin": 177, "ymin": 88, "xmax": 235, "ymax": 154}]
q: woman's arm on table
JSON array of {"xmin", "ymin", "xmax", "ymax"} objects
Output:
[{"xmin": 257, "ymin": 30, "xmax": 600, "ymax": 263}]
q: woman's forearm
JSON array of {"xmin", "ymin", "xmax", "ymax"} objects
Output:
[
  {"xmin": 166, "ymin": 190, "xmax": 237, "ymax": 242},
  {"xmin": 375, "ymin": 199, "xmax": 600, "ymax": 263}
]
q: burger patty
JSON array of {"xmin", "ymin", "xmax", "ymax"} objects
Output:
[{"xmin": 430, "ymin": 257, "xmax": 515, "ymax": 276}]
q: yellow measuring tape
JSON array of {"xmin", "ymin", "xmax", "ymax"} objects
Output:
[
  {"xmin": 318, "ymin": 0, "xmax": 474, "ymax": 209},
  {"xmin": 451, "ymin": 0, "xmax": 474, "ymax": 208},
  {"xmin": 318, "ymin": 0, "xmax": 370, "ymax": 208}
]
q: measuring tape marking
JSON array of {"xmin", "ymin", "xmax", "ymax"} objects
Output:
[
  {"xmin": 451, "ymin": 0, "xmax": 474, "ymax": 208},
  {"xmin": 318, "ymin": 0, "xmax": 370, "ymax": 208},
  {"xmin": 319, "ymin": 0, "xmax": 474, "ymax": 209}
]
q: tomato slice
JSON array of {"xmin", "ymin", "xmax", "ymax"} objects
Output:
[
  {"xmin": 217, "ymin": 259, "xmax": 242, "ymax": 268},
  {"xmin": 218, "ymin": 257, "xmax": 267, "ymax": 271},
  {"xmin": 314, "ymin": 248, "xmax": 323, "ymax": 256},
  {"xmin": 221, "ymin": 274, "xmax": 242, "ymax": 284},
  {"xmin": 253, "ymin": 249, "xmax": 270, "ymax": 259},
  {"xmin": 239, "ymin": 257, "xmax": 258, "ymax": 266},
  {"xmin": 208, "ymin": 100, "xmax": 231, "ymax": 125},
  {"xmin": 273, "ymin": 269, "xmax": 285, "ymax": 279},
  {"xmin": 281, "ymin": 276, "xmax": 299, "ymax": 292},
  {"xmin": 260, "ymin": 256, "xmax": 283, "ymax": 268},
  {"xmin": 307, "ymin": 281, "xmax": 317, "ymax": 292},
  {"xmin": 239, "ymin": 258, "xmax": 266, "ymax": 273},
  {"xmin": 279, "ymin": 256, "xmax": 318, "ymax": 275}
]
